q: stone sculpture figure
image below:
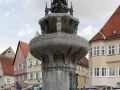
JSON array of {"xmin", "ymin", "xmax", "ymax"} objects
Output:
[{"xmin": 45, "ymin": 0, "xmax": 73, "ymax": 15}]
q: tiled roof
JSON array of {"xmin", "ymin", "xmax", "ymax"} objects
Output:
[
  {"xmin": 13, "ymin": 41, "xmax": 29, "ymax": 65},
  {"xmin": 90, "ymin": 5, "xmax": 120, "ymax": 42},
  {"xmin": 78, "ymin": 57, "xmax": 88, "ymax": 67},
  {"xmin": 0, "ymin": 55, "xmax": 14, "ymax": 76},
  {"xmin": 19, "ymin": 41, "xmax": 29, "ymax": 58}
]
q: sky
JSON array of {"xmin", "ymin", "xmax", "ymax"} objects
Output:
[{"xmin": 0, "ymin": 0, "xmax": 120, "ymax": 53}]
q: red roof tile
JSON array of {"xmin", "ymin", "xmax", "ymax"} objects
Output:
[
  {"xmin": 78, "ymin": 57, "xmax": 88, "ymax": 67},
  {"xmin": 13, "ymin": 41, "xmax": 29, "ymax": 65},
  {"xmin": 90, "ymin": 5, "xmax": 120, "ymax": 42},
  {"xmin": 19, "ymin": 41, "xmax": 29, "ymax": 58},
  {"xmin": 0, "ymin": 55, "xmax": 14, "ymax": 76}
]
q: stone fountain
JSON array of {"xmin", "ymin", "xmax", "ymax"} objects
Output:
[{"xmin": 30, "ymin": 0, "xmax": 89, "ymax": 90}]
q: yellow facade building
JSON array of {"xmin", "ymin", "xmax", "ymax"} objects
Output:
[
  {"xmin": 26, "ymin": 52, "xmax": 42, "ymax": 87},
  {"xmin": 76, "ymin": 57, "xmax": 88, "ymax": 88},
  {"xmin": 88, "ymin": 6, "xmax": 120, "ymax": 90}
]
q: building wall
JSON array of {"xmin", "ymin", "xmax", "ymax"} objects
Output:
[
  {"xmin": 0, "ymin": 75, "xmax": 15, "ymax": 90},
  {"xmin": 26, "ymin": 53, "xmax": 42, "ymax": 85},
  {"xmin": 76, "ymin": 65, "xmax": 88, "ymax": 88},
  {"xmin": 88, "ymin": 39, "xmax": 120, "ymax": 88}
]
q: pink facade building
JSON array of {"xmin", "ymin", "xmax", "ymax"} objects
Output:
[{"xmin": 13, "ymin": 41, "xmax": 29, "ymax": 88}]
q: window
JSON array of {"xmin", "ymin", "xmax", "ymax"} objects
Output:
[
  {"xmin": 108, "ymin": 46, "xmax": 115, "ymax": 55},
  {"xmin": 14, "ymin": 65, "xmax": 18, "ymax": 71},
  {"xmin": 7, "ymin": 79, "xmax": 10, "ymax": 84},
  {"xmin": 16, "ymin": 76, "xmax": 19, "ymax": 82},
  {"xmin": 21, "ymin": 64, "xmax": 24, "ymax": 70},
  {"xmin": 27, "ymin": 73, "xmax": 30, "ymax": 80},
  {"xmin": 102, "ymin": 68, "xmax": 107, "ymax": 76},
  {"xmin": 28, "ymin": 61, "xmax": 32, "ymax": 67},
  {"xmin": 20, "ymin": 75, "xmax": 23, "ymax": 81},
  {"xmin": 101, "ymin": 46, "xmax": 105, "ymax": 55},
  {"xmin": 94, "ymin": 68, "xmax": 100, "ymax": 76},
  {"xmin": 96, "ymin": 46, "xmax": 100, "ymax": 55},
  {"xmin": 89, "ymin": 48, "xmax": 92, "ymax": 57},
  {"xmin": 38, "ymin": 72, "xmax": 42, "ymax": 78},
  {"xmin": 36, "ymin": 72, "xmax": 39, "ymax": 79},
  {"xmin": 18, "ymin": 64, "xmax": 21, "ymax": 70},
  {"xmin": 33, "ymin": 73, "xmax": 36, "ymax": 79},
  {"xmin": 30, "ymin": 73, "xmax": 33, "ymax": 80},
  {"xmin": 118, "ymin": 45, "xmax": 120, "ymax": 54},
  {"xmin": 109, "ymin": 67, "xmax": 115, "ymax": 76},
  {"xmin": 93, "ymin": 46, "xmax": 100, "ymax": 56},
  {"xmin": 94, "ymin": 47, "xmax": 97, "ymax": 56},
  {"xmin": 24, "ymin": 74, "xmax": 27, "ymax": 80},
  {"xmin": 89, "ymin": 68, "xmax": 92, "ymax": 78},
  {"xmin": 28, "ymin": 73, "xmax": 33, "ymax": 80}
]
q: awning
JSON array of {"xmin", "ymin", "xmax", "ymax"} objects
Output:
[
  {"xmin": 33, "ymin": 84, "xmax": 42, "ymax": 90},
  {"xmin": 22, "ymin": 84, "xmax": 42, "ymax": 90}
]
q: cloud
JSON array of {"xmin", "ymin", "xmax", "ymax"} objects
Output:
[
  {"xmin": 4, "ymin": 11, "xmax": 11, "ymax": 18},
  {"xmin": 18, "ymin": 24, "xmax": 36, "ymax": 37},
  {"xmin": 69, "ymin": 0, "xmax": 120, "ymax": 20},
  {"xmin": 77, "ymin": 25, "xmax": 99, "ymax": 40},
  {"xmin": 0, "ymin": 46, "xmax": 8, "ymax": 53},
  {"xmin": 0, "ymin": 46, "xmax": 17, "ymax": 54},
  {"xmin": 0, "ymin": 0, "xmax": 16, "ymax": 4},
  {"xmin": 24, "ymin": 0, "xmax": 120, "ymax": 20}
]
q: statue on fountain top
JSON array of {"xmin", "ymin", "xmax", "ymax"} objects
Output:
[{"xmin": 45, "ymin": 0, "xmax": 73, "ymax": 15}]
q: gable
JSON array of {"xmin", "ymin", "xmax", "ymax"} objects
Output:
[
  {"xmin": 13, "ymin": 41, "xmax": 29, "ymax": 65},
  {"xmin": 1, "ymin": 47, "xmax": 15, "ymax": 58},
  {"xmin": 14, "ymin": 45, "xmax": 25, "ymax": 65},
  {"xmin": 90, "ymin": 5, "xmax": 120, "ymax": 42}
]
